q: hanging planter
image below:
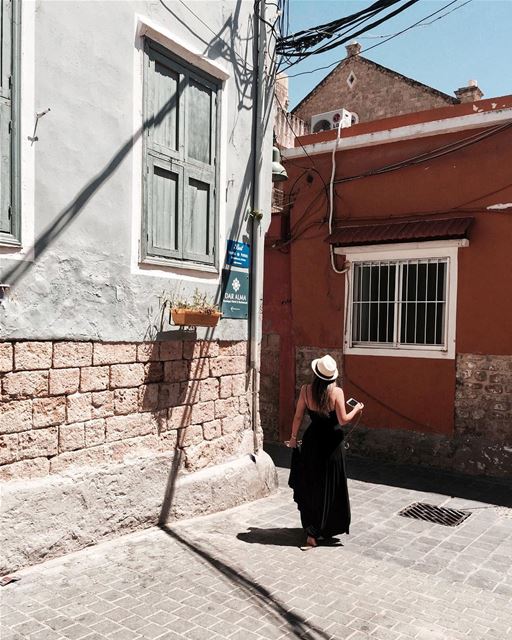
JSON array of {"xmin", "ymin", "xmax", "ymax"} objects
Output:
[
  {"xmin": 168, "ymin": 288, "xmax": 222, "ymax": 328},
  {"xmin": 171, "ymin": 308, "xmax": 222, "ymax": 327}
]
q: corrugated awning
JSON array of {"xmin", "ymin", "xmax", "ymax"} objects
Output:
[{"xmin": 327, "ymin": 217, "xmax": 474, "ymax": 246}]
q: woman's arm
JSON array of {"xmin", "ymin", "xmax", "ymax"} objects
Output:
[
  {"xmin": 332, "ymin": 387, "xmax": 364, "ymax": 425},
  {"xmin": 288, "ymin": 385, "xmax": 307, "ymax": 447}
]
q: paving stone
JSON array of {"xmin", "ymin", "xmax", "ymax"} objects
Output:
[
  {"xmin": 2, "ymin": 466, "xmax": 512, "ymax": 640},
  {"xmin": 137, "ymin": 621, "xmax": 173, "ymax": 638}
]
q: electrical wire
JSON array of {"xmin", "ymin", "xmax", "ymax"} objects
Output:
[
  {"xmin": 278, "ymin": 0, "xmax": 421, "ymax": 73},
  {"xmin": 282, "ymin": 0, "xmax": 473, "ymax": 79},
  {"xmin": 358, "ymin": 0, "xmax": 472, "ymax": 39},
  {"xmin": 333, "ymin": 120, "xmax": 512, "ymax": 185},
  {"xmin": 274, "ymin": 92, "xmax": 330, "ymax": 193},
  {"xmin": 360, "ymin": 0, "xmax": 465, "ymax": 56},
  {"xmin": 290, "ymin": 0, "xmax": 420, "ymax": 59},
  {"xmin": 274, "ymin": 119, "xmax": 512, "ymax": 250},
  {"xmin": 328, "ymin": 122, "xmax": 349, "ymax": 274},
  {"xmin": 277, "ymin": 0, "xmax": 406, "ymax": 54}
]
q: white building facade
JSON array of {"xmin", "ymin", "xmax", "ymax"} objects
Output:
[{"xmin": 0, "ymin": 0, "xmax": 277, "ymax": 573}]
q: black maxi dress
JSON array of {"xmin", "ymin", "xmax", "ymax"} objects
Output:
[{"xmin": 288, "ymin": 408, "xmax": 350, "ymax": 539}]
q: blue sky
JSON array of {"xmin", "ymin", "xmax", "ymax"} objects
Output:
[{"xmin": 283, "ymin": 0, "xmax": 512, "ymax": 109}]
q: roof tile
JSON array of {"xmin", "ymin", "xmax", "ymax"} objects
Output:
[{"xmin": 327, "ymin": 217, "xmax": 474, "ymax": 246}]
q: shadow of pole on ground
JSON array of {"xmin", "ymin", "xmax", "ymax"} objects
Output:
[{"xmin": 159, "ymin": 524, "xmax": 332, "ymax": 640}]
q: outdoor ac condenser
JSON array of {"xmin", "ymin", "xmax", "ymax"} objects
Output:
[{"xmin": 310, "ymin": 108, "xmax": 354, "ymax": 133}]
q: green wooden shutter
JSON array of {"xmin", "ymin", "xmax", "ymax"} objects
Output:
[
  {"xmin": 183, "ymin": 170, "xmax": 214, "ymax": 263},
  {"xmin": 182, "ymin": 73, "xmax": 217, "ymax": 264},
  {"xmin": 147, "ymin": 156, "xmax": 182, "ymax": 259},
  {"xmin": 142, "ymin": 41, "xmax": 218, "ymax": 265},
  {"xmin": 144, "ymin": 42, "xmax": 184, "ymax": 260},
  {"xmin": 0, "ymin": 0, "xmax": 12, "ymax": 235}
]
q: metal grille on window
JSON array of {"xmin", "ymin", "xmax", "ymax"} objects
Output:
[{"xmin": 352, "ymin": 259, "xmax": 447, "ymax": 349}]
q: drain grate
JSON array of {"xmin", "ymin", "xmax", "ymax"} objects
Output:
[{"xmin": 398, "ymin": 502, "xmax": 470, "ymax": 527}]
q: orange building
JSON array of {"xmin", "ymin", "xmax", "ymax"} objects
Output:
[{"xmin": 262, "ymin": 95, "xmax": 512, "ymax": 478}]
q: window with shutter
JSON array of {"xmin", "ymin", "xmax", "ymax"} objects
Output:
[
  {"xmin": 0, "ymin": 0, "xmax": 20, "ymax": 245},
  {"xmin": 142, "ymin": 40, "xmax": 219, "ymax": 267}
]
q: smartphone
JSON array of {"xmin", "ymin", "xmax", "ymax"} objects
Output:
[{"xmin": 346, "ymin": 398, "xmax": 359, "ymax": 408}]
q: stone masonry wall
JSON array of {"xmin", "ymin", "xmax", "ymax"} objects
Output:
[
  {"xmin": 293, "ymin": 56, "xmax": 455, "ymax": 126},
  {"xmin": 260, "ymin": 333, "xmax": 280, "ymax": 442},
  {"xmin": 0, "ymin": 339, "xmax": 252, "ymax": 481},
  {"xmin": 454, "ymin": 354, "xmax": 512, "ymax": 475}
]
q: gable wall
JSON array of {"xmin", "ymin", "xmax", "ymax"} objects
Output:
[{"xmin": 294, "ymin": 57, "xmax": 455, "ymax": 126}]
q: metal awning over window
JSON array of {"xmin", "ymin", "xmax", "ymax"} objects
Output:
[{"xmin": 327, "ymin": 217, "xmax": 474, "ymax": 247}]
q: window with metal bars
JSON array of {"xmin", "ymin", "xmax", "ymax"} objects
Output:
[{"xmin": 351, "ymin": 258, "xmax": 448, "ymax": 349}]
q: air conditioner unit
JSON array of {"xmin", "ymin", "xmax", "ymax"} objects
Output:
[{"xmin": 311, "ymin": 108, "xmax": 353, "ymax": 133}]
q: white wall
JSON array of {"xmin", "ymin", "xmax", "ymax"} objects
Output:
[{"xmin": 0, "ymin": 0, "xmax": 273, "ymax": 342}]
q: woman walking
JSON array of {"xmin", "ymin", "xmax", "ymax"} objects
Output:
[{"xmin": 287, "ymin": 354, "xmax": 364, "ymax": 550}]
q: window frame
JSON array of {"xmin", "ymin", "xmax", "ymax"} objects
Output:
[
  {"xmin": 340, "ymin": 240, "xmax": 466, "ymax": 359},
  {"xmin": 141, "ymin": 38, "xmax": 220, "ymax": 270},
  {"xmin": 0, "ymin": 0, "xmax": 21, "ymax": 247}
]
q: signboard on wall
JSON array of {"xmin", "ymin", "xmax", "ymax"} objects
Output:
[
  {"xmin": 221, "ymin": 269, "xmax": 249, "ymax": 319},
  {"xmin": 225, "ymin": 240, "xmax": 250, "ymax": 269}
]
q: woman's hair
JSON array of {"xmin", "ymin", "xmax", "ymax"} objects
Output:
[{"xmin": 311, "ymin": 375, "xmax": 335, "ymax": 415}]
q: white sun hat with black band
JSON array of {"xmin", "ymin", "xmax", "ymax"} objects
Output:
[{"xmin": 311, "ymin": 354, "xmax": 338, "ymax": 381}]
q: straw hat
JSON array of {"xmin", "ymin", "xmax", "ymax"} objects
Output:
[{"xmin": 311, "ymin": 354, "xmax": 338, "ymax": 381}]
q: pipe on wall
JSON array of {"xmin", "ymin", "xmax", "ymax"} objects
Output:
[{"xmin": 249, "ymin": 0, "xmax": 267, "ymax": 454}]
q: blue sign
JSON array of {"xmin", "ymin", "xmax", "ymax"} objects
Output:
[
  {"xmin": 226, "ymin": 240, "xmax": 250, "ymax": 269},
  {"xmin": 221, "ymin": 269, "xmax": 249, "ymax": 319}
]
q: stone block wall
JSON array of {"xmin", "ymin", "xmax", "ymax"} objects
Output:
[
  {"xmin": 295, "ymin": 346, "xmax": 344, "ymax": 395},
  {"xmin": 453, "ymin": 354, "xmax": 512, "ymax": 475},
  {"xmin": 260, "ymin": 333, "xmax": 280, "ymax": 442},
  {"xmin": 0, "ymin": 339, "xmax": 253, "ymax": 481},
  {"xmin": 293, "ymin": 56, "xmax": 456, "ymax": 127}
]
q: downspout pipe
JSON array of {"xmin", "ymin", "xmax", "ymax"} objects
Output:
[{"xmin": 249, "ymin": 0, "xmax": 267, "ymax": 454}]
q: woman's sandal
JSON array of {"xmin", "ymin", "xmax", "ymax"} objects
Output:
[{"xmin": 300, "ymin": 536, "xmax": 318, "ymax": 551}]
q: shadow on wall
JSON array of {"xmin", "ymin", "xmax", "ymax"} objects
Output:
[
  {"xmin": 1, "ymin": 0, "xmax": 274, "ymax": 292},
  {"xmin": 139, "ymin": 293, "xmax": 253, "ymax": 525},
  {"xmin": 153, "ymin": 328, "xmax": 217, "ymax": 525},
  {"xmin": 136, "ymin": 327, "xmax": 217, "ymax": 525}
]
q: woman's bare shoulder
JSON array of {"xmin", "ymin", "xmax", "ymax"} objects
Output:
[{"xmin": 330, "ymin": 386, "xmax": 345, "ymax": 400}]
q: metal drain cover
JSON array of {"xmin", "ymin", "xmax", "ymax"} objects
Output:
[{"xmin": 398, "ymin": 502, "xmax": 470, "ymax": 527}]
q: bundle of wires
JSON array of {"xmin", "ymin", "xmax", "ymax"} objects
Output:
[{"xmin": 276, "ymin": 0, "xmax": 420, "ymax": 61}]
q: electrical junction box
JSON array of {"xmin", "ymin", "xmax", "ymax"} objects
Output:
[{"xmin": 311, "ymin": 108, "xmax": 354, "ymax": 133}]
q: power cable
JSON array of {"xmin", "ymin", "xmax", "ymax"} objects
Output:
[
  {"xmin": 278, "ymin": 0, "xmax": 420, "ymax": 70},
  {"xmin": 274, "ymin": 119, "xmax": 512, "ymax": 249},
  {"xmin": 358, "ymin": 0, "xmax": 472, "ymax": 39},
  {"xmin": 274, "ymin": 92, "xmax": 330, "ymax": 193},
  {"xmin": 360, "ymin": 0, "xmax": 465, "ymax": 56},
  {"xmin": 277, "ymin": 0, "xmax": 404, "ymax": 54},
  {"xmin": 333, "ymin": 120, "xmax": 512, "ymax": 185},
  {"xmin": 283, "ymin": 0, "xmax": 473, "ymax": 79}
]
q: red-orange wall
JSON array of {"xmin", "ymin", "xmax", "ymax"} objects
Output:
[{"xmin": 264, "ymin": 121, "xmax": 512, "ymax": 440}]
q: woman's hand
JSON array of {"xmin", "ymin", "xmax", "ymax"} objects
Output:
[
  {"xmin": 286, "ymin": 435, "xmax": 298, "ymax": 448},
  {"xmin": 355, "ymin": 402, "xmax": 364, "ymax": 413}
]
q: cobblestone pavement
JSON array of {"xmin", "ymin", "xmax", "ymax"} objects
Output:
[{"xmin": 2, "ymin": 458, "xmax": 512, "ymax": 640}]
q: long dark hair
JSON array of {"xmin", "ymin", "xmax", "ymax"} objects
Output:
[{"xmin": 311, "ymin": 375, "xmax": 335, "ymax": 415}]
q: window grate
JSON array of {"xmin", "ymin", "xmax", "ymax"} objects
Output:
[
  {"xmin": 351, "ymin": 258, "xmax": 447, "ymax": 350},
  {"xmin": 398, "ymin": 502, "xmax": 470, "ymax": 527}
]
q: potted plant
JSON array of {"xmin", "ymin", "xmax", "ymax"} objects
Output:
[{"xmin": 169, "ymin": 289, "xmax": 222, "ymax": 328}]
